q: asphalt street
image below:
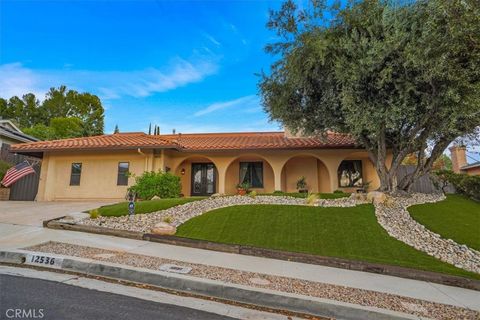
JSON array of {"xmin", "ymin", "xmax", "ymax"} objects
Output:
[{"xmin": 0, "ymin": 274, "xmax": 237, "ymax": 320}]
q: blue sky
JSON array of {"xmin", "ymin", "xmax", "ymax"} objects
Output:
[{"xmin": 0, "ymin": 0, "xmax": 288, "ymax": 134}]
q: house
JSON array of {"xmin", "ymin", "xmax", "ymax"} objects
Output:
[
  {"xmin": 0, "ymin": 119, "xmax": 38, "ymax": 149},
  {"xmin": 10, "ymin": 130, "xmax": 385, "ymax": 201},
  {"xmin": 450, "ymin": 146, "xmax": 480, "ymax": 176}
]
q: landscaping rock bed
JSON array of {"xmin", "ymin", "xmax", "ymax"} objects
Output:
[
  {"xmin": 375, "ymin": 193, "xmax": 480, "ymax": 274},
  {"xmin": 25, "ymin": 241, "xmax": 480, "ymax": 320},
  {"xmin": 78, "ymin": 195, "xmax": 365, "ymax": 232}
]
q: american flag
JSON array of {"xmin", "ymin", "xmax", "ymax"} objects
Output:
[{"xmin": 1, "ymin": 161, "xmax": 35, "ymax": 187}]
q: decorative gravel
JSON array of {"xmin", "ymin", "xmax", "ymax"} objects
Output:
[
  {"xmin": 375, "ymin": 193, "xmax": 480, "ymax": 274},
  {"xmin": 77, "ymin": 195, "xmax": 365, "ymax": 232},
  {"xmin": 25, "ymin": 241, "xmax": 479, "ymax": 320}
]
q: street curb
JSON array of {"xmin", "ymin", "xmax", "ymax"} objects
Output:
[
  {"xmin": 0, "ymin": 250, "xmax": 420, "ymax": 320},
  {"xmin": 45, "ymin": 218, "xmax": 480, "ymax": 291}
]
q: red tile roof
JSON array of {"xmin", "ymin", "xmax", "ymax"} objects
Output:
[
  {"xmin": 160, "ymin": 131, "xmax": 357, "ymax": 150},
  {"xmin": 10, "ymin": 131, "xmax": 358, "ymax": 153},
  {"xmin": 10, "ymin": 132, "xmax": 178, "ymax": 152}
]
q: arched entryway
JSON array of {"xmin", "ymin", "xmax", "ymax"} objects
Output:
[
  {"xmin": 174, "ymin": 156, "xmax": 219, "ymax": 196},
  {"xmin": 281, "ymin": 155, "xmax": 330, "ymax": 193},
  {"xmin": 224, "ymin": 155, "xmax": 275, "ymax": 194}
]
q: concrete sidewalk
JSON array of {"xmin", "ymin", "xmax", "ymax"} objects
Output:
[{"xmin": 1, "ymin": 222, "xmax": 479, "ymax": 313}]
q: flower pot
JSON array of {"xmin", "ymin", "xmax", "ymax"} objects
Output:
[
  {"xmin": 298, "ymin": 189, "xmax": 308, "ymax": 193},
  {"xmin": 237, "ymin": 188, "xmax": 247, "ymax": 196},
  {"xmin": 0, "ymin": 187, "xmax": 10, "ymax": 201}
]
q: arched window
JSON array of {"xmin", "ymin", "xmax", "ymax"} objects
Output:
[{"xmin": 337, "ymin": 160, "xmax": 363, "ymax": 187}]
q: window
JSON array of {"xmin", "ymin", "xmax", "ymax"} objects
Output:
[
  {"xmin": 117, "ymin": 162, "xmax": 129, "ymax": 186},
  {"xmin": 338, "ymin": 160, "xmax": 363, "ymax": 187},
  {"xmin": 239, "ymin": 162, "xmax": 263, "ymax": 188},
  {"xmin": 70, "ymin": 163, "xmax": 82, "ymax": 186}
]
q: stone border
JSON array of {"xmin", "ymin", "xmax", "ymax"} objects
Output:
[
  {"xmin": 0, "ymin": 250, "xmax": 429, "ymax": 320},
  {"xmin": 44, "ymin": 217, "xmax": 480, "ymax": 291},
  {"xmin": 375, "ymin": 194, "xmax": 480, "ymax": 274}
]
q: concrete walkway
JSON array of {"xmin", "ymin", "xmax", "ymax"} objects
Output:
[
  {"xmin": 0, "ymin": 222, "xmax": 479, "ymax": 312},
  {"xmin": 0, "ymin": 201, "xmax": 111, "ymax": 226}
]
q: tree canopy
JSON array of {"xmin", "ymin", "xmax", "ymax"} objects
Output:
[
  {"xmin": 260, "ymin": 0, "xmax": 480, "ymax": 192},
  {"xmin": 0, "ymin": 85, "xmax": 105, "ymax": 140}
]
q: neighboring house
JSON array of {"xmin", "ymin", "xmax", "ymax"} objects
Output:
[
  {"xmin": 0, "ymin": 120, "xmax": 38, "ymax": 149},
  {"xmin": 450, "ymin": 146, "xmax": 480, "ymax": 176},
  {"xmin": 11, "ymin": 130, "xmax": 385, "ymax": 201}
]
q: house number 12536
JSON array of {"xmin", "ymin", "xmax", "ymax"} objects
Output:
[{"xmin": 25, "ymin": 254, "xmax": 63, "ymax": 268}]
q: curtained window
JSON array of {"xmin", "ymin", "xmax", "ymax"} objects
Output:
[
  {"xmin": 117, "ymin": 162, "xmax": 129, "ymax": 186},
  {"xmin": 338, "ymin": 160, "xmax": 363, "ymax": 187},
  {"xmin": 70, "ymin": 163, "xmax": 82, "ymax": 186},
  {"xmin": 239, "ymin": 162, "xmax": 263, "ymax": 188}
]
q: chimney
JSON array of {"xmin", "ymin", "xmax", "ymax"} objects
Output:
[{"xmin": 449, "ymin": 145, "xmax": 467, "ymax": 173}]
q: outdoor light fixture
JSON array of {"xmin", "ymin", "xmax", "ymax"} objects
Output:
[{"xmin": 181, "ymin": 168, "xmax": 185, "ymax": 175}]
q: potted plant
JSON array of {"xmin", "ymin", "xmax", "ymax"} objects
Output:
[
  {"xmin": 0, "ymin": 160, "xmax": 12, "ymax": 201},
  {"xmin": 236, "ymin": 182, "xmax": 250, "ymax": 196},
  {"xmin": 296, "ymin": 176, "xmax": 308, "ymax": 193}
]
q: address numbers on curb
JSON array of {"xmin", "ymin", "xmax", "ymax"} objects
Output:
[{"xmin": 25, "ymin": 253, "xmax": 64, "ymax": 269}]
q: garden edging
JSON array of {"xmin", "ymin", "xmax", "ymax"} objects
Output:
[{"xmin": 44, "ymin": 216, "xmax": 480, "ymax": 291}]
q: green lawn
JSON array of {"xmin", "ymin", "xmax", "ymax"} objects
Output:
[
  {"xmin": 409, "ymin": 194, "xmax": 480, "ymax": 251},
  {"xmin": 98, "ymin": 197, "xmax": 205, "ymax": 217},
  {"xmin": 176, "ymin": 204, "xmax": 480, "ymax": 279},
  {"xmin": 260, "ymin": 192, "xmax": 350, "ymax": 199}
]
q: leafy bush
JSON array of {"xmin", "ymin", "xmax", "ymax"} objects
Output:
[
  {"xmin": 163, "ymin": 215, "xmax": 173, "ymax": 224},
  {"xmin": 296, "ymin": 176, "xmax": 307, "ymax": 190},
  {"xmin": 248, "ymin": 190, "xmax": 257, "ymax": 198},
  {"xmin": 129, "ymin": 171, "xmax": 181, "ymax": 200},
  {"xmin": 0, "ymin": 160, "xmax": 12, "ymax": 182},
  {"xmin": 435, "ymin": 170, "xmax": 480, "ymax": 200},
  {"xmin": 333, "ymin": 189, "xmax": 344, "ymax": 193}
]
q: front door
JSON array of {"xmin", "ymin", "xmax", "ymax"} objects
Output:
[{"xmin": 191, "ymin": 163, "xmax": 216, "ymax": 196}]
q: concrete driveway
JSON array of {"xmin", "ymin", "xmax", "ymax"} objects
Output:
[{"xmin": 0, "ymin": 201, "xmax": 113, "ymax": 226}]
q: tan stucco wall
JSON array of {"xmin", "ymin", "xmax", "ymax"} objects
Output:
[
  {"xmin": 37, "ymin": 150, "xmax": 152, "ymax": 201},
  {"xmin": 37, "ymin": 147, "xmax": 385, "ymax": 200}
]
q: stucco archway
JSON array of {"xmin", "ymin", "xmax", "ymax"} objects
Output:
[
  {"xmin": 174, "ymin": 155, "xmax": 219, "ymax": 196},
  {"xmin": 281, "ymin": 155, "xmax": 331, "ymax": 193},
  {"xmin": 336, "ymin": 151, "xmax": 379, "ymax": 192},
  {"xmin": 224, "ymin": 154, "xmax": 275, "ymax": 194}
]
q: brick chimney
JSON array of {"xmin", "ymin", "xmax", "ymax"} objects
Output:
[{"xmin": 449, "ymin": 145, "xmax": 467, "ymax": 173}]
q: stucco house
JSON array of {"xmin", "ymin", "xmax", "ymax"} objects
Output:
[{"xmin": 11, "ymin": 130, "xmax": 384, "ymax": 201}]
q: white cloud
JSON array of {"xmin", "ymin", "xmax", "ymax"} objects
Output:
[
  {"xmin": 204, "ymin": 33, "xmax": 221, "ymax": 46},
  {"xmin": 0, "ymin": 58, "xmax": 218, "ymax": 101},
  {"xmin": 193, "ymin": 95, "xmax": 259, "ymax": 117}
]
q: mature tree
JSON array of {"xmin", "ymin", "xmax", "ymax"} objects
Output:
[
  {"xmin": 260, "ymin": 0, "xmax": 480, "ymax": 192},
  {"xmin": 41, "ymin": 86, "xmax": 104, "ymax": 136},
  {"xmin": 23, "ymin": 117, "xmax": 84, "ymax": 140},
  {"xmin": 0, "ymin": 85, "xmax": 105, "ymax": 139}
]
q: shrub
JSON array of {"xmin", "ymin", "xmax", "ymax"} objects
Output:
[
  {"xmin": 333, "ymin": 189, "xmax": 344, "ymax": 193},
  {"xmin": 248, "ymin": 190, "xmax": 257, "ymax": 198},
  {"xmin": 129, "ymin": 171, "xmax": 181, "ymax": 200},
  {"xmin": 435, "ymin": 170, "xmax": 480, "ymax": 200},
  {"xmin": 273, "ymin": 190, "xmax": 284, "ymax": 195},
  {"xmin": 305, "ymin": 192, "xmax": 319, "ymax": 206},
  {"xmin": 163, "ymin": 215, "xmax": 173, "ymax": 224},
  {"xmin": 89, "ymin": 208, "xmax": 100, "ymax": 219},
  {"xmin": 296, "ymin": 176, "xmax": 307, "ymax": 190},
  {"xmin": 0, "ymin": 160, "xmax": 12, "ymax": 182}
]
